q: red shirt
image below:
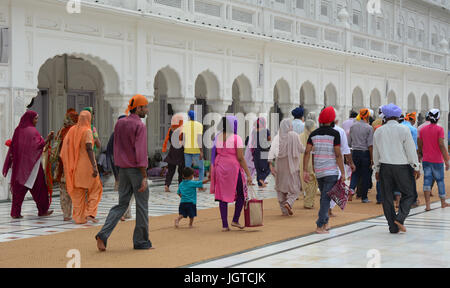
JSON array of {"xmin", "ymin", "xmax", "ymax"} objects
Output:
[
  {"xmin": 419, "ymin": 124, "xmax": 444, "ymax": 164},
  {"xmin": 114, "ymin": 114, "xmax": 148, "ymax": 168}
]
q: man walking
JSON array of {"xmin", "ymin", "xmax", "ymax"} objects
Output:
[
  {"xmin": 418, "ymin": 109, "xmax": 450, "ymax": 211},
  {"xmin": 96, "ymin": 94, "xmax": 152, "ymax": 251},
  {"xmin": 183, "ymin": 110, "xmax": 205, "ymax": 191},
  {"xmin": 348, "ymin": 108, "xmax": 374, "ymax": 203},
  {"xmin": 303, "ymin": 107, "xmax": 345, "ymax": 234},
  {"xmin": 373, "ymin": 104, "xmax": 420, "ymax": 234},
  {"xmin": 292, "ymin": 107, "xmax": 305, "ymax": 135}
]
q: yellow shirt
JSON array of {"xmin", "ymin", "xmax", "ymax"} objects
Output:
[{"xmin": 183, "ymin": 120, "xmax": 203, "ymax": 154}]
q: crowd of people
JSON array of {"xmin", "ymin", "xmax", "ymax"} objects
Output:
[{"xmin": 2, "ymin": 93, "xmax": 450, "ymax": 251}]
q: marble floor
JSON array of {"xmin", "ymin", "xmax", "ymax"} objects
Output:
[
  {"xmin": 189, "ymin": 201, "xmax": 450, "ymax": 268},
  {"xmin": 0, "ymin": 177, "xmax": 277, "ymax": 243}
]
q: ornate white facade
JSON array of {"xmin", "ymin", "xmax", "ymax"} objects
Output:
[{"xmin": 0, "ymin": 0, "xmax": 449, "ymax": 200}]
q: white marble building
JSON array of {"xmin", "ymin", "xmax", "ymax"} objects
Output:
[{"xmin": 0, "ymin": 0, "xmax": 449, "ymax": 200}]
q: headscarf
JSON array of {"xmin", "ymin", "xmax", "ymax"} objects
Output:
[
  {"xmin": 54, "ymin": 109, "xmax": 79, "ymax": 182},
  {"xmin": 211, "ymin": 116, "xmax": 238, "ymax": 166},
  {"xmin": 125, "ymin": 94, "xmax": 149, "ymax": 115},
  {"xmin": 249, "ymin": 117, "xmax": 268, "ymax": 150},
  {"xmin": 162, "ymin": 114, "xmax": 184, "ymax": 153},
  {"xmin": 382, "ymin": 103, "xmax": 402, "ymax": 119},
  {"xmin": 60, "ymin": 111, "xmax": 92, "ymax": 194},
  {"xmin": 57, "ymin": 109, "xmax": 79, "ymax": 144},
  {"xmin": 269, "ymin": 119, "xmax": 304, "ymax": 174},
  {"xmin": 4, "ymin": 110, "xmax": 45, "ymax": 186},
  {"xmin": 359, "ymin": 108, "xmax": 370, "ymax": 121},
  {"xmin": 428, "ymin": 109, "xmax": 440, "ymax": 123},
  {"xmin": 319, "ymin": 106, "xmax": 336, "ymax": 124},
  {"xmin": 405, "ymin": 112, "xmax": 417, "ymax": 122}
]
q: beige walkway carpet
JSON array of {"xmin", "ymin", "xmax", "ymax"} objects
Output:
[{"xmin": 0, "ymin": 175, "xmax": 446, "ymax": 268}]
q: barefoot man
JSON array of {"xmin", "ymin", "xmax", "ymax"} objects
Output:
[
  {"xmin": 96, "ymin": 94, "xmax": 152, "ymax": 251},
  {"xmin": 303, "ymin": 107, "xmax": 345, "ymax": 234},
  {"xmin": 418, "ymin": 109, "xmax": 450, "ymax": 211},
  {"xmin": 373, "ymin": 104, "xmax": 420, "ymax": 234}
]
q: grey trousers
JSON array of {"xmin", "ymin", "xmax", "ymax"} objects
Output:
[
  {"xmin": 380, "ymin": 164, "xmax": 416, "ymax": 233},
  {"xmin": 96, "ymin": 168, "xmax": 152, "ymax": 249}
]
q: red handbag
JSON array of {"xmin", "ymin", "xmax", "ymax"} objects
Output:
[
  {"xmin": 244, "ymin": 186, "xmax": 263, "ymax": 227},
  {"xmin": 327, "ymin": 179, "xmax": 354, "ymax": 211}
]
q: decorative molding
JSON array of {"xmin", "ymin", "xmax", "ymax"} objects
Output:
[
  {"xmin": 154, "ymin": 36, "xmax": 186, "ymax": 49},
  {"xmin": 36, "ymin": 16, "xmax": 61, "ymax": 31}
]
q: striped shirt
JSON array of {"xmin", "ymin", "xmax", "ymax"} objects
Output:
[{"xmin": 307, "ymin": 126, "xmax": 341, "ymax": 179}]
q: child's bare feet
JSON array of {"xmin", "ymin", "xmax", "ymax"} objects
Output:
[
  {"xmin": 175, "ymin": 218, "xmax": 180, "ymax": 228},
  {"xmin": 165, "ymin": 185, "xmax": 170, "ymax": 192},
  {"xmin": 222, "ymin": 228, "xmax": 230, "ymax": 232}
]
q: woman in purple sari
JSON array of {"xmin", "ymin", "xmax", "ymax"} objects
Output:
[
  {"xmin": 210, "ymin": 116, "xmax": 253, "ymax": 231},
  {"xmin": 2, "ymin": 110, "xmax": 54, "ymax": 218}
]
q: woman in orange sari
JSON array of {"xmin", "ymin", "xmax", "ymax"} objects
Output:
[{"xmin": 60, "ymin": 110, "xmax": 103, "ymax": 224}]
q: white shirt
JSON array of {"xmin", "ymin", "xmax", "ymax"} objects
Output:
[
  {"xmin": 373, "ymin": 120, "xmax": 420, "ymax": 173},
  {"xmin": 334, "ymin": 125, "xmax": 351, "ymax": 156}
]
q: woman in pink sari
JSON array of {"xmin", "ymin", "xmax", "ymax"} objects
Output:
[
  {"xmin": 210, "ymin": 116, "xmax": 253, "ymax": 231},
  {"xmin": 2, "ymin": 110, "xmax": 54, "ymax": 218}
]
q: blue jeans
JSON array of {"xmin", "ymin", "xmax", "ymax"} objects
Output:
[
  {"xmin": 349, "ymin": 150, "xmax": 371, "ymax": 201},
  {"xmin": 423, "ymin": 161, "xmax": 446, "ymax": 198},
  {"xmin": 316, "ymin": 175, "xmax": 338, "ymax": 228},
  {"xmin": 184, "ymin": 153, "xmax": 204, "ymax": 181}
]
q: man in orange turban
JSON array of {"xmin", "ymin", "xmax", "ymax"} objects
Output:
[
  {"xmin": 348, "ymin": 108, "xmax": 374, "ymax": 203},
  {"xmin": 125, "ymin": 94, "xmax": 149, "ymax": 115}
]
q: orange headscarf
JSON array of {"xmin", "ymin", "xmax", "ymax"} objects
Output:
[
  {"xmin": 359, "ymin": 108, "xmax": 370, "ymax": 121},
  {"xmin": 405, "ymin": 112, "xmax": 417, "ymax": 122},
  {"xmin": 60, "ymin": 111, "xmax": 92, "ymax": 194},
  {"xmin": 125, "ymin": 94, "xmax": 149, "ymax": 115},
  {"xmin": 162, "ymin": 114, "xmax": 184, "ymax": 153}
]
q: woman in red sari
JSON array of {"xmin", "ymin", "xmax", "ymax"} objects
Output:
[{"xmin": 2, "ymin": 110, "xmax": 54, "ymax": 219}]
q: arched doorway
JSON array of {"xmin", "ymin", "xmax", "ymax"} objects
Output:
[
  {"xmin": 194, "ymin": 70, "xmax": 220, "ymax": 160},
  {"xmin": 408, "ymin": 93, "xmax": 416, "ymax": 112},
  {"xmin": 419, "ymin": 94, "xmax": 429, "ymax": 126},
  {"xmin": 300, "ymin": 81, "xmax": 316, "ymax": 119},
  {"xmin": 32, "ymin": 54, "xmax": 113, "ymax": 148},
  {"xmin": 433, "ymin": 95, "xmax": 440, "ymax": 109},
  {"xmin": 148, "ymin": 68, "xmax": 175, "ymax": 155},
  {"xmin": 352, "ymin": 87, "xmax": 364, "ymax": 111},
  {"xmin": 324, "ymin": 83, "xmax": 337, "ymax": 107},
  {"xmin": 228, "ymin": 74, "xmax": 251, "ymax": 114},
  {"xmin": 387, "ymin": 90, "xmax": 396, "ymax": 105},
  {"xmin": 271, "ymin": 79, "xmax": 290, "ymax": 133},
  {"xmin": 370, "ymin": 88, "xmax": 381, "ymax": 112}
]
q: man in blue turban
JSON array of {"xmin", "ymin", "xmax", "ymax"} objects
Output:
[{"xmin": 292, "ymin": 107, "xmax": 305, "ymax": 134}]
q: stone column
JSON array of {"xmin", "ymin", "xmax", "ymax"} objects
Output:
[
  {"xmin": 278, "ymin": 103, "xmax": 299, "ymax": 120},
  {"xmin": 169, "ymin": 98, "xmax": 194, "ymax": 115}
]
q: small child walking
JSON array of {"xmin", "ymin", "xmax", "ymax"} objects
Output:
[{"xmin": 175, "ymin": 167, "xmax": 210, "ymax": 228}]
